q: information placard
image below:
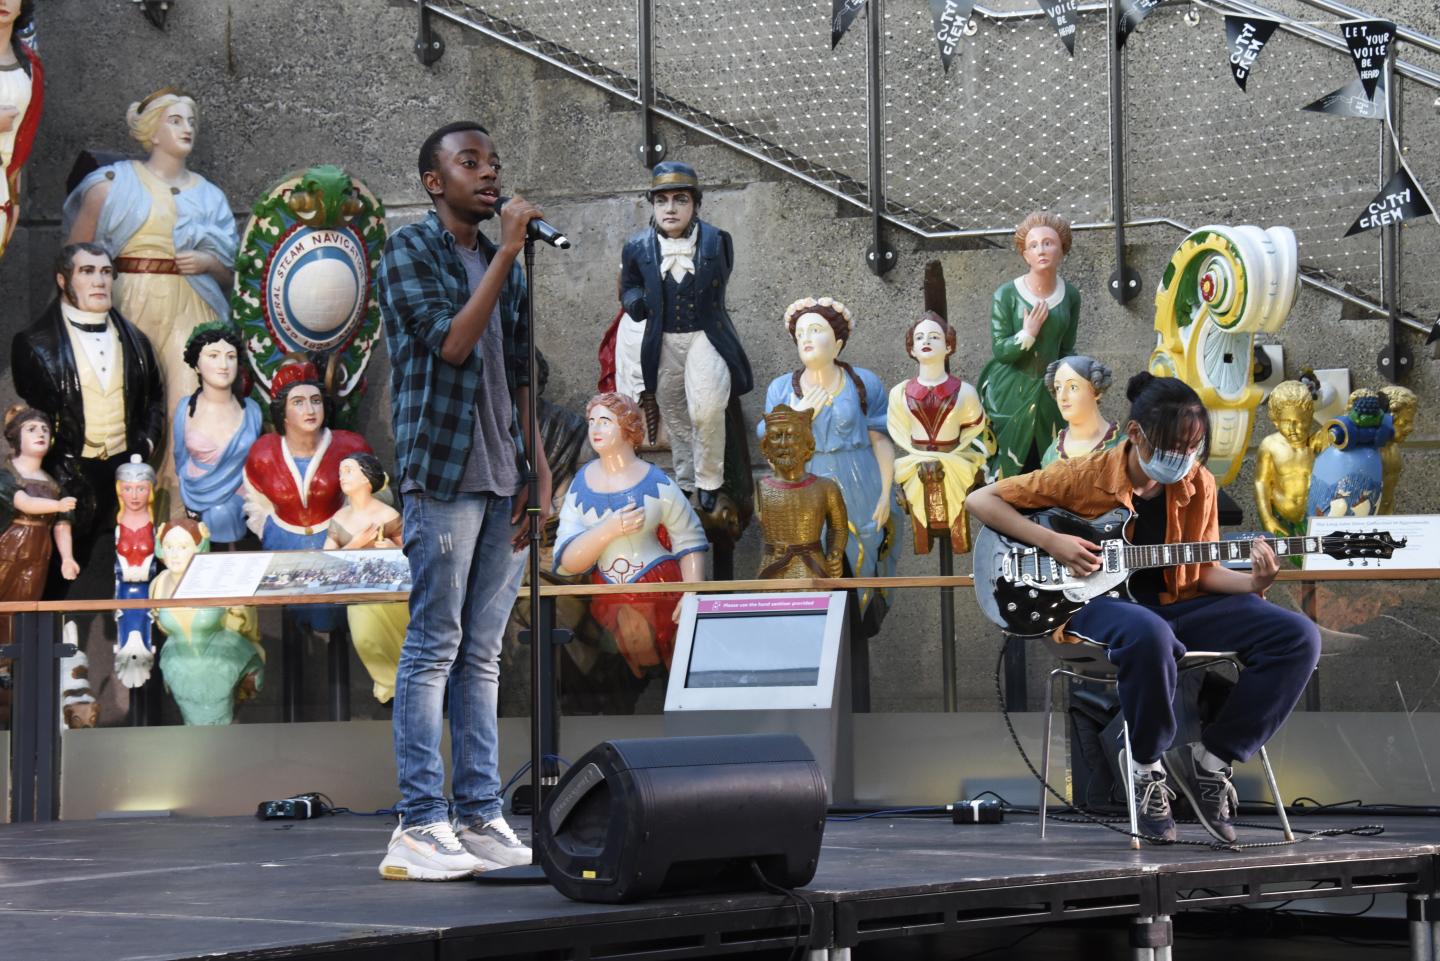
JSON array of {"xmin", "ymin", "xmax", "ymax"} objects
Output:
[
  {"xmin": 174, "ymin": 549, "xmax": 410, "ymax": 599},
  {"xmin": 1303, "ymin": 514, "xmax": 1439, "ymax": 572}
]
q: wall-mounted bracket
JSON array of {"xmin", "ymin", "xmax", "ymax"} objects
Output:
[
  {"xmin": 1109, "ymin": 264, "xmax": 1142, "ymax": 304},
  {"xmin": 1377, "ymin": 314, "xmax": 1414, "ymax": 382},
  {"xmin": 866, "ymin": 243, "xmax": 896, "ymax": 276},
  {"xmin": 415, "ymin": 2, "xmax": 446, "ymax": 66},
  {"xmin": 636, "ymin": 0, "xmax": 666, "ymax": 167},
  {"xmin": 865, "ymin": 0, "xmax": 895, "ymax": 276},
  {"xmin": 1106, "ymin": 0, "xmax": 1140, "ymax": 303}
]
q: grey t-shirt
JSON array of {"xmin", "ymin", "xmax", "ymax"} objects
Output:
[{"xmin": 454, "ymin": 243, "xmax": 523, "ymax": 497}]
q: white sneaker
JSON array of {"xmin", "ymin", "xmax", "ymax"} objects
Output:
[
  {"xmin": 456, "ymin": 816, "xmax": 533, "ymax": 868},
  {"xmin": 378, "ymin": 821, "xmax": 485, "ymax": 881}
]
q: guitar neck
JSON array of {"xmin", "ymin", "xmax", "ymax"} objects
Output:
[{"xmin": 1122, "ymin": 535, "xmax": 1319, "ymax": 571}]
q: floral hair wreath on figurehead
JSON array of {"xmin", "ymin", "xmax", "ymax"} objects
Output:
[
  {"xmin": 782, "ymin": 296, "xmax": 856, "ymax": 337},
  {"xmin": 782, "ymin": 297, "xmax": 869, "ymax": 409}
]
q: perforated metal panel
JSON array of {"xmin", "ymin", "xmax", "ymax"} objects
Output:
[
  {"xmin": 1124, "ymin": 8, "xmax": 1382, "ymax": 298},
  {"xmin": 419, "ymin": 0, "xmax": 1440, "ymax": 315},
  {"xmin": 881, "ymin": 4, "xmax": 1112, "ymax": 231},
  {"xmin": 1399, "ymin": 71, "xmax": 1440, "ymax": 319},
  {"xmin": 654, "ymin": 0, "xmax": 871, "ymax": 203}
]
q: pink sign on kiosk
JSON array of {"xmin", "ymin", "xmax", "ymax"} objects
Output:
[{"xmin": 696, "ymin": 595, "xmax": 830, "ymax": 615}]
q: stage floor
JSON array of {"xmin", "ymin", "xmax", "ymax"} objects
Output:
[{"xmin": 0, "ymin": 811, "xmax": 1434, "ymax": 961}]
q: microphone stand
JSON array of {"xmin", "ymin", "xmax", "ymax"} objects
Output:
[
  {"xmin": 524, "ymin": 235, "xmax": 554, "ymax": 875},
  {"xmin": 478, "ymin": 234, "xmax": 556, "ymax": 884}
]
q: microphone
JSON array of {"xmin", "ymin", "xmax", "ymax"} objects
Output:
[{"xmin": 496, "ymin": 197, "xmax": 571, "ymax": 249}]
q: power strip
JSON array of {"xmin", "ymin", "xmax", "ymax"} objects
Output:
[{"xmin": 256, "ymin": 793, "xmax": 329, "ymax": 820}]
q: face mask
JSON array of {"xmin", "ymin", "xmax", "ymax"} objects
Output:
[{"xmin": 1137, "ymin": 426, "xmax": 1198, "ymax": 485}]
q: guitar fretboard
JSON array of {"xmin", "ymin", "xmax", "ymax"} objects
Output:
[{"xmin": 1123, "ymin": 536, "xmax": 1319, "ymax": 571}]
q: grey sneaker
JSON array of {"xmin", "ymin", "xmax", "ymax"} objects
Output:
[
  {"xmin": 1163, "ymin": 744, "xmax": 1239, "ymax": 844},
  {"xmin": 1133, "ymin": 770, "xmax": 1178, "ymax": 844},
  {"xmin": 378, "ymin": 821, "xmax": 485, "ymax": 881},
  {"xmin": 457, "ymin": 816, "xmax": 533, "ymax": 868},
  {"xmin": 1122, "ymin": 746, "xmax": 1176, "ymax": 843}
]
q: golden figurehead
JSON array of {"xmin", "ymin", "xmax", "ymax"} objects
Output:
[{"xmin": 755, "ymin": 404, "xmax": 847, "ymax": 579}]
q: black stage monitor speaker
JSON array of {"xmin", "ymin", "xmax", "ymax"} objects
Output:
[{"xmin": 539, "ymin": 733, "xmax": 827, "ymax": 903}]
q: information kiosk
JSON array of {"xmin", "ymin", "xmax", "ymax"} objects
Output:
[{"xmin": 664, "ymin": 592, "xmax": 853, "ymax": 802}]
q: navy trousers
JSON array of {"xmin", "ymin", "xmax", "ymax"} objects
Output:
[{"xmin": 1063, "ymin": 593, "xmax": 1321, "ymax": 765}]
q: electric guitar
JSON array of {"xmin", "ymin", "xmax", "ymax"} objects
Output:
[{"xmin": 972, "ymin": 507, "xmax": 1405, "ymax": 637}]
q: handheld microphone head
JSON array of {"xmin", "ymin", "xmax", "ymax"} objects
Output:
[{"xmin": 495, "ymin": 197, "xmax": 572, "ymax": 250}]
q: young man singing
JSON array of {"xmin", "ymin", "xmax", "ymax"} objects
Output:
[{"xmin": 378, "ymin": 122, "xmax": 552, "ymax": 880}]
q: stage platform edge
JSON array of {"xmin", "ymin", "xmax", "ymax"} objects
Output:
[{"xmin": 0, "ymin": 810, "xmax": 1436, "ymax": 961}]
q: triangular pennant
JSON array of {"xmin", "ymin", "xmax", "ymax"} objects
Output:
[
  {"xmin": 1341, "ymin": 19, "xmax": 1395, "ymax": 101},
  {"xmin": 1038, "ymin": 0, "xmax": 1079, "ymax": 55},
  {"xmin": 832, "ymin": 0, "xmax": 867, "ymax": 50},
  {"xmin": 1116, "ymin": 0, "xmax": 1161, "ymax": 47},
  {"xmin": 930, "ymin": 0, "xmax": 975, "ymax": 72},
  {"xmin": 1345, "ymin": 163, "xmax": 1436, "ymax": 237},
  {"xmin": 1225, "ymin": 15, "xmax": 1279, "ymax": 92},
  {"xmin": 1301, "ymin": 74, "xmax": 1386, "ymax": 120}
]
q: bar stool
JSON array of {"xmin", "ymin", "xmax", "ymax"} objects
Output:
[{"xmin": 1036, "ymin": 634, "xmax": 1294, "ymax": 848}]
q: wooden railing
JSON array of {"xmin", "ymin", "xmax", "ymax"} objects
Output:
[{"xmin": 1, "ymin": 568, "xmax": 1435, "ymax": 614}]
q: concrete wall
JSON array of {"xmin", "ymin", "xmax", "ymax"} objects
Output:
[{"xmin": 1, "ymin": 0, "xmax": 1437, "ymax": 720}]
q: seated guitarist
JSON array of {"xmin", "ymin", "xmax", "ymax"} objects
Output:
[{"xmin": 967, "ymin": 373, "xmax": 1320, "ymax": 844}]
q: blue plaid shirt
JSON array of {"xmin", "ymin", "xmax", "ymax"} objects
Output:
[{"xmin": 381, "ymin": 211, "xmax": 530, "ymax": 501}]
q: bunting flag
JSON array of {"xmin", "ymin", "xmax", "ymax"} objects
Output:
[
  {"xmin": 1038, "ymin": 0, "xmax": 1079, "ymax": 55},
  {"xmin": 1225, "ymin": 15, "xmax": 1279, "ymax": 91},
  {"xmin": 832, "ymin": 0, "xmax": 867, "ymax": 49},
  {"xmin": 1341, "ymin": 18, "xmax": 1395, "ymax": 101},
  {"xmin": 1344, "ymin": 163, "xmax": 1436, "ymax": 237},
  {"xmin": 1301, "ymin": 74, "xmax": 1386, "ymax": 120},
  {"xmin": 1116, "ymin": 0, "xmax": 1161, "ymax": 47},
  {"xmin": 930, "ymin": 0, "xmax": 975, "ymax": 72}
]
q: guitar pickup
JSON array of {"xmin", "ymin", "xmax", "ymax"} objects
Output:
[{"xmin": 1102, "ymin": 541, "xmax": 1123, "ymax": 574}]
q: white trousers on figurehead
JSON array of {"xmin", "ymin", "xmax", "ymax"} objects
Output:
[
  {"xmin": 613, "ymin": 312, "xmax": 649, "ymax": 405},
  {"xmin": 657, "ymin": 330, "xmax": 729, "ymax": 492}
]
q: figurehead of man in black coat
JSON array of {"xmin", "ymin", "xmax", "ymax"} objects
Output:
[
  {"xmin": 10, "ymin": 243, "xmax": 166, "ymax": 593},
  {"xmin": 619, "ymin": 161, "xmax": 753, "ymax": 404}
]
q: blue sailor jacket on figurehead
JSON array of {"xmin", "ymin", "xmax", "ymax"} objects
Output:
[{"xmin": 619, "ymin": 219, "xmax": 753, "ymax": 399}]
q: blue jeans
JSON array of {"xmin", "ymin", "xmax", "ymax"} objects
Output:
[
  {"xmin": 1065, "ymin": 593, "xmax": 1321, "ymax": 765},
  {"xmin": 393, "ymin": 491, "xmax": 522, "ymax": 828}
]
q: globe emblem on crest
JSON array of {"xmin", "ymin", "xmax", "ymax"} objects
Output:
[{"xmin": 264, "ymin": 226, "xmax": 370, "ymax": 354}]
